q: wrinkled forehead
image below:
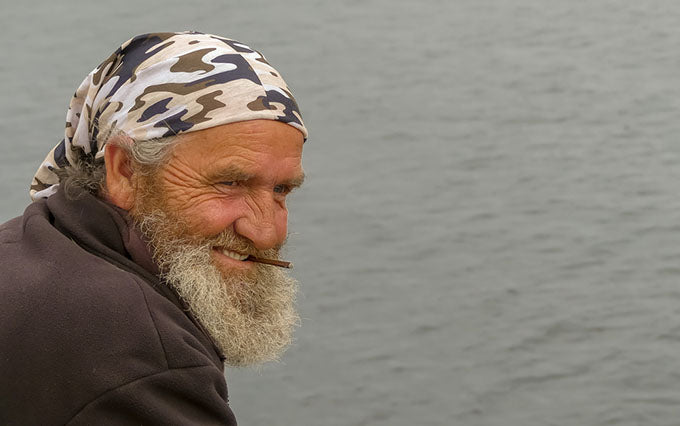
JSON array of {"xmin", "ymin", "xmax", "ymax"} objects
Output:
[
  {"xmin": 170, "ymin": 119, "xmax": 305, "ymax": 165},
  {"xmin": 160, "ymin": 120, "xmax": 306, "ymax": 190}
]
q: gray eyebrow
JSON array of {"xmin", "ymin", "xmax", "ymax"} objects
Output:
[
  {"xmin": 207, "ymin": 165, "xmax": 305, "ymax": 189},
  {"xmin": 207, "ymin": 165, "xmax": 254, "ymax": 182},
  {"xmin": 285, "ymin": 172, "xmax": 306, "ymax": 189}
]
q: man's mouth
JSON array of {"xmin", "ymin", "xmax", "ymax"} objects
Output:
[
  {"xmin": 216, "ymin": 247, "xmax": 249, "ymax": 261},
  {"xmin": 214, "ymin": 247, "xmax": 293, "ymax": 269}
]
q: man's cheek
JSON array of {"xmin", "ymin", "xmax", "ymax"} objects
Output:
[{"xmin": 182, "ymin": 199, "xmax": 243, "ymax": 238}]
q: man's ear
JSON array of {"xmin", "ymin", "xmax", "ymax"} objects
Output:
[{"xmin": 104, "ymin": 138, "xmax": 136, "ymax": 211}]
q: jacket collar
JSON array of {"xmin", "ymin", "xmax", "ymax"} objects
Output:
[
  {"xmin": 46, "ymin": 187, "xmax": 178, "ymax": 307},
  {"xmin": 44, "ymin": 187, "xmax": 226, "ymax": 363}
]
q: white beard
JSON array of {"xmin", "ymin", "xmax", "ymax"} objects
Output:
[{"xmin": 136, "ymin": 210, "xmax": 300, "ymax": 367}]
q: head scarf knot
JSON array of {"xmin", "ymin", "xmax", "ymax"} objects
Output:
[{"xmin": 30, "ymin": 31, "xmax": 307, "ymax": 200}]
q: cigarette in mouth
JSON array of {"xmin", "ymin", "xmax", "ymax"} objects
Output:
[{"xmin": 245, "ymin": 255, "xmax": 294, "ymax": 269}]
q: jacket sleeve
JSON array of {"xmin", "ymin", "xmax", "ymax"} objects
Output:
[{"xmin": 65, "ymin": 365, "xmax": 237, "ymax": 426}]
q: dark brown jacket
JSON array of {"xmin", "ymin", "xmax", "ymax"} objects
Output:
[{"xmin": 0, "ymin": 189, "xmax": 237, "ymax": 425}]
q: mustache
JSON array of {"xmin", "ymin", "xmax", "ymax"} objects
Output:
[
  {"xmin": 209, "ymin": 232, "xmax": 293, "ymax": 269},
  {"xmin": 204, "ymin": 228, "xmax": 284, "ymax": 260},
  {"xmin": 133, "ymin": 203, "xmax": 290, "ymax": 268}
]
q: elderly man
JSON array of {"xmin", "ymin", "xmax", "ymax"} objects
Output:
[{"xmin": 0, "ymin": 32, "xmax": 306, "ymax": 424}]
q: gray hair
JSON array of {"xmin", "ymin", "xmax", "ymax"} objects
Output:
[{"xmin": 57, "ymin": 134, "xmax": 179, "ymax": 200}]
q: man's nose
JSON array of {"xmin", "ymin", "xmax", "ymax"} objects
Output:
[{"xmin": 233, "ymin": 197, "xmax": 287, "ymax": 251}]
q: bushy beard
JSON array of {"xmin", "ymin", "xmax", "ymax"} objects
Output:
[{"xmin": 131, "ymin": 181, "xmax": 299, "ymax": 367}]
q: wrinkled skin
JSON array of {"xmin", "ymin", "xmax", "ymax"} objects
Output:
[
  {"xmin": 107, "ymin": 119, "xmax": 305, "ymax": 268},
  {"xmin": 104, "ymin": 120, "xmax": 305, "ymax": 365},
  {"xmin": 155, "ymin": 120, "xmax": 305, "ymax": 273}
]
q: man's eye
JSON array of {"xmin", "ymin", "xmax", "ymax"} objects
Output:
[
  {"xmin": 273, "ymin": 184, "xmax": 290, "ymax": 194},
  {"xmin": 214, "ymin": 181, "xmax": 240, "ymax": 192}
]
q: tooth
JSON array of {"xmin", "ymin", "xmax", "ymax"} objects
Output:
[{"xmin": 220, "ymin": 248, "xmax": 247, "ymax": 261}]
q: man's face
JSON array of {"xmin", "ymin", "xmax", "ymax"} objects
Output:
[
  {"xmin": 148, "ymin": 119, "xmax": 304, "ymax": 267},
  {"xmin": 130, "ymin": 119, "xmax": 305, "ymax": 366}
]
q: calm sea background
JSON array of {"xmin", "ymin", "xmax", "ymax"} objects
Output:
[{"xmin": 3, "ymin": 1, "xmax": 680, "ymax": 425}]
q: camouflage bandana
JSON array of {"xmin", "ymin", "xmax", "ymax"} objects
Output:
[{"xmin": 30, "ymin": 31, "xmax": 307, "ymax": 200}]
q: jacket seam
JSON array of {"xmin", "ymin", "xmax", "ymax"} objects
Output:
[
  {"xmin": 64, "ymin": 365, "xmax": 215, "ymax": 425},
  {"xmin": 63, "ymin": 235, "xmax": 173, "ymax": 369},
  {"xmin": 0, "ymin": 209, "xmax": 39, "ymax": 243},
  {"xmin": 130, "ymin": 274, "xmax": 171, "ymax": 370}
]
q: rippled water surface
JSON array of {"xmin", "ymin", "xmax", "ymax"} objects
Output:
[{"xmin": 3, "ymin": 1, "xmax": 680, "ymax": 425}]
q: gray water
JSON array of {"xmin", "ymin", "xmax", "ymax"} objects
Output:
[{"xmin": 3, "ymin": 1, "xmax": 680, "ymax": 425}]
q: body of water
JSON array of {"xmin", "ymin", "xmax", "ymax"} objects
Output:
[{"xmin": 3, "ymin": 1, "xmax": 680, "ymax": 425}]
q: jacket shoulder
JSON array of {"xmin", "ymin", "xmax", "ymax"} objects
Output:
[
  {"xmin": 0, "ymin": 204, "xmax": 226, "ymax": 424},
  {"xmin": 66, "ymin": 366, "xmax": 236, "ymax": 426}
]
